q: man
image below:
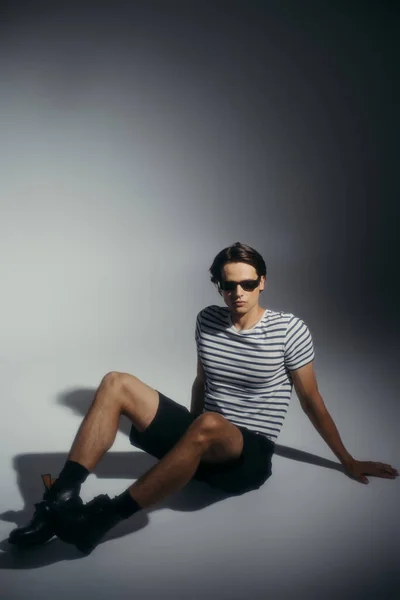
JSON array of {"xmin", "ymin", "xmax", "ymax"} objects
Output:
[{"xmin": 8, "ymin": 242, "xmax": 398, "ymax": 555}]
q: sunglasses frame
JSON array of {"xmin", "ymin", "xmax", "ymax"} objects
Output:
[{"xmin": 218, "ymin": 275, "xmax": 261, "ymax": 292}]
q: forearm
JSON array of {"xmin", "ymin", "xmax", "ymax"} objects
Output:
[
  {"xmin": 305, "ymin": 406, "xmax": 354, "ymax": 466},
  {"xmin": 190, "ymin": 379, "xmax": 205, "ymax": 417}
]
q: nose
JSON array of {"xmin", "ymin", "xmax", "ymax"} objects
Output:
[{"xmin": 232, "ymin": 286, "xmax": 245, "ymax": 299}]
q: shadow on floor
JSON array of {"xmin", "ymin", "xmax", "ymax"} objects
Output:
[{"xmin": 0, "ymin": 386, "xmax": 346, "ymax": 568}]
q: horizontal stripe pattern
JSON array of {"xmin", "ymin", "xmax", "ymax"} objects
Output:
[{"xmin": 195, "ymin": 305, "xmax": 315, "ymax": 442}]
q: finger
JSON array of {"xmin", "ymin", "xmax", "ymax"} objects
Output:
[
  {"xmin": 374, "ymin": 463, "xmax": 393, "ymax": 474},
  {"xmin": 373, "ymin": 469, "xmax": 397, "ymax": 478},
  {"xmin": 381, "ymin": 465, "xmax": 398, "ymax": 475},
  {"xmin": 381, "ymin": 463, "xmax": 398, "ymax": 474}
]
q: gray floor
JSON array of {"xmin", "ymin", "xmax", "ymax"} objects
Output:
[{"xmin": 1, "ymin": 349, "xmax": 398, "ymax": 600}]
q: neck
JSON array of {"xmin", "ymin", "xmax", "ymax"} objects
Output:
[{"xmin": 231, "ymin": 304, "xmax": 265, "ymax": 330}]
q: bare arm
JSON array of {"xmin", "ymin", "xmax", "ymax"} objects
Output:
[
  {"xmin": 303, "ymin": 399, "xmax": 353, "ymax": 466},
  {"xmin": 190, "ymin": 355, "xmax": 206, "ymax": 416},
  {"xmin": 190, "ymin": 378, "xmax": 205, "ymax": 417},
  {"xmin": 291, "ymin": 362, "xmax": 399, "ymax": 483},
  {"xmin": 290, "ymin": 362, "xmax": 353, "ymax": 465}
]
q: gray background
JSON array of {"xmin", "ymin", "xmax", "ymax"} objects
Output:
[{"xmin": 0, "ymin": 1, "xmax": 398, "ymax": 599}]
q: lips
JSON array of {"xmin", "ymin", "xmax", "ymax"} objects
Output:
[{"xmin": 234, "ymin": 302, "xmax": 245, "ymax": 306}]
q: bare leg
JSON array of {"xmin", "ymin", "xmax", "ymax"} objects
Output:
[
  {"xmin": 66, "ymin": 371, "xmax": 159, "ymax": 471},
  {"xmin": 9, "ymin": 374, "xmax": 243, "ymax": 550},
  {"xmin": 64, "ymin": 372, "xmax": 242, "ymax": 509},
  {"xmin": 127, "ymin": 422, "xmax": 209, "ymax": 509},
  {"xmin": 67, "ymin": 376, "xmax": 124, "ymax": 471}
]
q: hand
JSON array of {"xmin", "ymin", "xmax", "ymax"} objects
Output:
[{"xmin": 344, "ymin": 459, "xmax": 399, "ymax": 484}]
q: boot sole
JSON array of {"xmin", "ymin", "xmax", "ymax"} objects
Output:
[
  {"xmin": 75, "ymin": 540, "xmax": 96, "ymax": 555},
  {"xmin": 8, "ymin": 532, "xmax": 55, "ymax": 547}
]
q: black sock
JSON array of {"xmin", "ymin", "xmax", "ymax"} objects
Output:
[
  {"xmin": 51, "ymin": 460, "xmax": 90, "ymax": 494},
  {"xmin": 112, "ymin": 489, "xmax": 142, "ymax": 519}
]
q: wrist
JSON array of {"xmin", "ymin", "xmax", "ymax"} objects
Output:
[{"xmin": 340, "ymin": 454, "xmax": 355, "ymax": 467}]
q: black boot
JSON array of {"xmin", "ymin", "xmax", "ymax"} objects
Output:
[
  {"xmin": 8, "ymin": 475, "xmax": 83, "ymax": 548},
  {"xmin": 48, "ymin": 494, "xmax": 123, "ymax": 555}
]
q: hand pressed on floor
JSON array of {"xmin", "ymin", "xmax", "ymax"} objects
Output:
[{"xmin": 344, "ymin": 459, "xmax": 398, "ymax": 484}]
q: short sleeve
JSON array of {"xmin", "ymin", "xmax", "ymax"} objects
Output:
[{"xmin": 284, "ymin": 315, "xmax": 315, "ymax": 371}]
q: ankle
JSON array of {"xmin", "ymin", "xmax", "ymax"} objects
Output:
[
  {"xmin": 60, "ymin": 460, "xmax": 90, "ymax": 483},
  {"xmin": 44, "ymin": 481, "xmax": 82, "ymax": 503},
  {"xmin": 45, "ymin": 460, "xmax": 89, "ymax": 501},
  {"xmin": 51, "ymin": 460, "xmax": 90, "ymax": 492},
  {"xmin": 112, "ymin": 489, "xmax": 142, "ymax": 519}
]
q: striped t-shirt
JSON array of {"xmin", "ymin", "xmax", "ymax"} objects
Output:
[{"xmin": 195, "ymin": 304, "xmax": 315, "ymax": 442}]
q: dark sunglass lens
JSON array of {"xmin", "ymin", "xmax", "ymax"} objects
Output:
[
  {"xmin": 243, "ymin": 279, "xmax": 260, "ymax": 290},
  {"xmin": 220, "ymin": 279, "xmax": 259, "ymax": 291}
]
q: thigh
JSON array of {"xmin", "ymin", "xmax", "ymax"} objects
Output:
[
  {"xmin": 114, "ymin": 372, "xmax": 160, "ymax": 432},
  {"xmin": 129, "ymin": 391, "xmax": 196, "ymax": 460}
]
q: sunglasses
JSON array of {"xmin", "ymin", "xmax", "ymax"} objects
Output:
[{"xmin": 219, "ymin": 276, "xmax": 261, "ymax": 292}]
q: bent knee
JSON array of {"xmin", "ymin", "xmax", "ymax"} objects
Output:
[
  {"xmin": 194, "ymin": 412, "xmax": 226, "ymax": 434},
  {"xmin": 100, "ymin": 371, "xmax": 141, "ymax": 391},
  {"xmin": 101, "ymin": 371, "xmax": 122, "ymax": 387},
  {"xmin": 100, "ymin": 371, "xmax": 135, "ymax": 388}
]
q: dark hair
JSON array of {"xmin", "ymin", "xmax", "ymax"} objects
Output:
[{"xmin": 209, "ymin": 242, "xmax": 267, "ymax": 291}]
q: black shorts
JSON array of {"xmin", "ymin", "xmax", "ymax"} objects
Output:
[{"xmin": 129, "ymin": 391, "xmax": 275, "ymax": 496}]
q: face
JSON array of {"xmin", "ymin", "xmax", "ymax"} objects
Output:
[{"xmin": 218, "ymin": 262, "xmax": 265, "ymax": 313}]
